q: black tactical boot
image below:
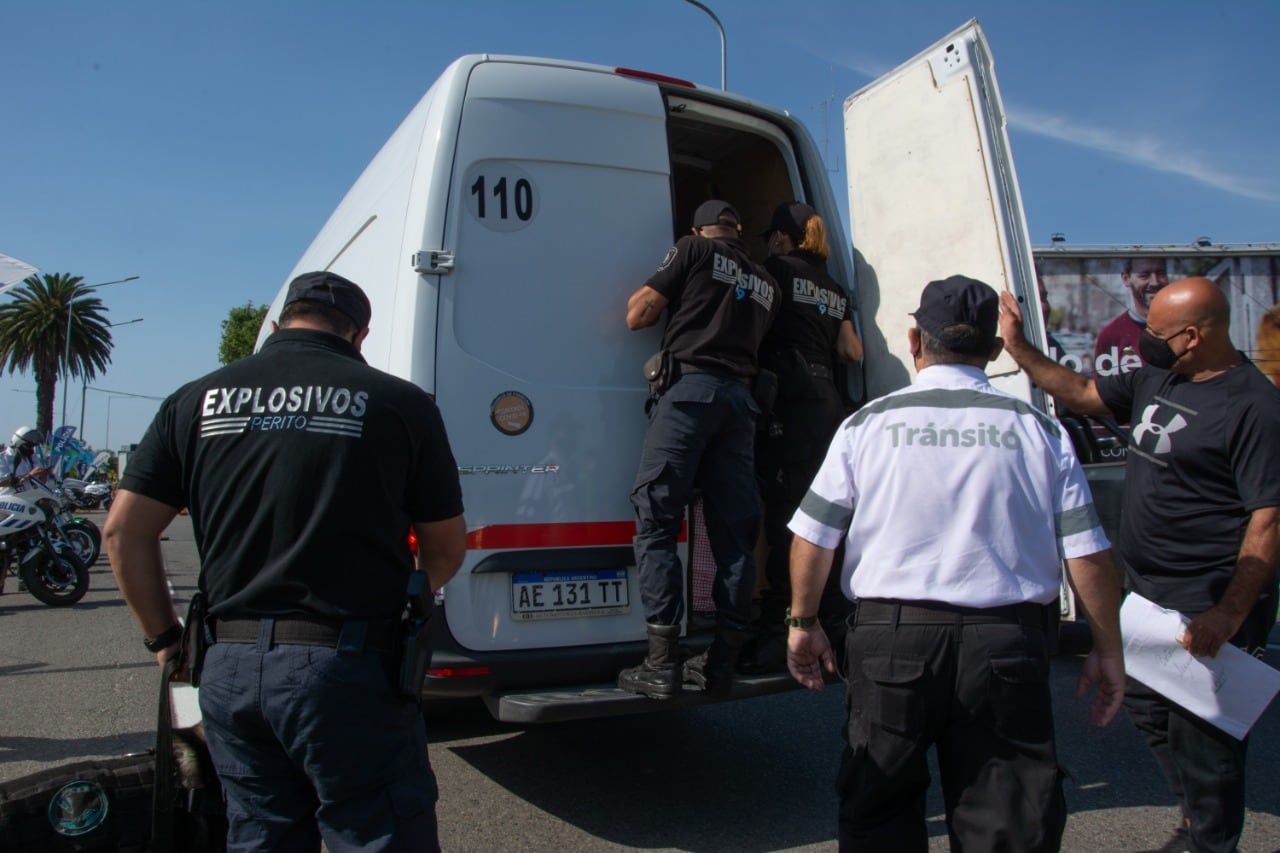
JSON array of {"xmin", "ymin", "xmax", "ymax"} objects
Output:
[
  {"xmin": 617, "ymin": 623, "xmax": 683, "ymax": 699},
  {"xmin": 684, "ymin": 628, "xmax": 751, "ymax": 698}
]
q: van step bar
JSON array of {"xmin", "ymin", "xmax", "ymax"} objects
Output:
[{"xmin": 485, "ymin": 671, "xmax": 802, "ymax": 724}]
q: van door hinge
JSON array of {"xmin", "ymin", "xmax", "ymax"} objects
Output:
[{"xmin": 412, "ymin": 250, "xmax": 455, "ymax": 275}]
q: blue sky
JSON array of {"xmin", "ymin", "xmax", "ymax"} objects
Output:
[{"xmin": 2, "ymin": 0, "xmax": 1277, "ymax": 449}]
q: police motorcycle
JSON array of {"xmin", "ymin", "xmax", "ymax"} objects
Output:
[
  {"xmin": 60, "ymin": 475, "xmax": 113, "ymax": 511},
  {"xmin": 38, "ymin": 475, "xmax": 103, "ymax": 568},
  {"xmin": 0, "ymin": 477, "xmax": 91, "ymax": 606}
]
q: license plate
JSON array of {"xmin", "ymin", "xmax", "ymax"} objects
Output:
[{"xmin": 511, "ymin": 569, "xmax": 629, "ymax": 621}]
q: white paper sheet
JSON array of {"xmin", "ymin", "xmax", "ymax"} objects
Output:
[{"xmin": 1120, "ymin": 593, "xmax": 1280, "ymax": 740}]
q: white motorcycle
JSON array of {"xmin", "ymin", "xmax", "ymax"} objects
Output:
[
  {"xmin": 0, "ymin": 485, "xmax": 90, "ymax": 606},
  {"xmin": 29, "ymin": 476, "xmax": 102, "ymax": 568},
  {"xmin": 60, "ymin": 476, "xmax": 113, "ymax": 511}
]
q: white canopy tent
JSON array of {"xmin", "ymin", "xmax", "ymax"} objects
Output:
[{"xmin": 0, "ymin": 253, "xmax": 39, "ymax": 295}]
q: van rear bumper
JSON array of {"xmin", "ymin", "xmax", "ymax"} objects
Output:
[
  {"xmin": 421, "ymin": 615, "xmax": 807, "ymax": 723},
  {"xmin": 484, "ymin": 670, "xmax": 803, "ymax": 724},
  {"xmin": 421, "ymin": 639, "xmax": 652, "ymax": 700}
]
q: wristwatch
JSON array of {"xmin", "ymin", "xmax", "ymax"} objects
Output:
[
  {"xmin": 143, "ymin": 623, "xmax": 183, "ymax": 653},
  {"xmin": 783, "ymin": 608, "xmax": 817, "ymax": 629}
]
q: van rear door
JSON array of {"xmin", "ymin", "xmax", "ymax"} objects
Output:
[
  {"xmin": 844, "ymin": 20, "xmax": 1046, "ymax": 403},
  {"xmin": 431, "ymin": 59, "xmax": 672, "ymax": 654}
]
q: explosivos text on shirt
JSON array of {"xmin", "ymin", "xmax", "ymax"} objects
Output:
[
  {"xmin": 711, "ymin": 252, "xmax": 775, "ymax": 310},
  {"xmin": 791, "ymin": 276, "xmax": 847, "ymax": 319},
  {"xmin": 199, "ymin": 384, "xmax": 369, "ymax": 439}
]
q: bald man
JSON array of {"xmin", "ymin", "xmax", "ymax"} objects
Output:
[{"xmin": 999, "ymin": 278, "xmax": 1280, "ymax": 853}]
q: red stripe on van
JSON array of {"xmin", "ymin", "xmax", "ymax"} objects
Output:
[{"xmin": 466, "ymin": 521, "xmax": 687, "ymax": 550}]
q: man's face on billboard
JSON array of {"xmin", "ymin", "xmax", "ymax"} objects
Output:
[{"xmin": 1122, "ymin": 258, "xmax": 1170, "ymax": 318}]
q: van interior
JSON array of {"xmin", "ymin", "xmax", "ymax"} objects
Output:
[{"xmin": 664, "ymin": 95, "xmax": 800, "ymax": 260}]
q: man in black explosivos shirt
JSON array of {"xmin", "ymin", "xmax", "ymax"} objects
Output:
[{"xmin": 619, "ymin": 199, "xmax": 777, "ymax": 700}]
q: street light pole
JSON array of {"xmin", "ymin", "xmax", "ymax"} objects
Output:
[
  {"xmin": 682, "ymin": 0, "xmax": 726, "ymax": 90},
  {"xmin": 87, "ymin": 386, "xmax": 165, "ymax": 451},
  {"xmin": 79, "ymin": 317, "xmax": 144, "ymax": 435},
  {"xmin": 61, "ymin": 275, "xmax": 139, "ymax": 427}
]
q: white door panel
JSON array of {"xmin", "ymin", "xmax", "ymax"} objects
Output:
[
  {"xmin": 436, "ymin": 61, "xmax": 673, "ymax": 651},
  {"xmin": 845, "ymin": 20, "xmax": 1044, "ymax": 404}
]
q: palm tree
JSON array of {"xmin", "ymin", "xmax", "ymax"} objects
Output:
[{"xmin": 0, "ymin": 273, "xmax": 114, "ymax": 434}]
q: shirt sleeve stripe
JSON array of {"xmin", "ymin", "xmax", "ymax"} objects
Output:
[
  {"xmin": 797, "ymin": 489, "xmax": 854, "ymax": 532},
  {"xmin": 1055, "ymin": 503, "xmax": 1102, "ymax": 538}
]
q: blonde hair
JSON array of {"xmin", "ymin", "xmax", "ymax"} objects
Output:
[
  {"xmin": 1257, "ymin": 305, "xmax": 1280, "ymax": 385},
  {"xmin": 797, "ymin": 214, "xmax": 830, "ymax": 259}
]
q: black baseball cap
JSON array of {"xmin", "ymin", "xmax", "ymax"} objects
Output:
[
  {"xmin": 284, "ymin": 271, "xmax": 372, "ymax": 330},
  {"xmin": 911, "ymin": 275, "xmax": 999, "ymax": 351},
  {"xmin": 691, "ymin": 200, "xmax": 741, "ymax": 229},
  {"xmin": 760, "ymin": 201, "xmax": 816, "ymax": 239}
]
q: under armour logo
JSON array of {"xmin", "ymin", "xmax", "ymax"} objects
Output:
[{"xmin": 1131, "ymin": 404, "xmax": 1187, "ymax": 455}]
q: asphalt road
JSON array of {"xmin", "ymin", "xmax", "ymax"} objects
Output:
[{"xmin": 1, "ymin": 512, "xmax": 1278, "ymax": 852}]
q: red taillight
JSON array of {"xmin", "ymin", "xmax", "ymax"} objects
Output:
[
  {"xmin": 614, "ymin": 67, "xmax": 695, "ymax": 88},
  {"xmin": 427, "ymin": 666, "xmax": 491, "ymax": 678},
  {"xmin": 407, "ymin": 528, "xmax": 419, "ymax": 556}
]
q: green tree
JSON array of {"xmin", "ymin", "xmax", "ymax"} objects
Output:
[
  {"xmin": 218, "ymin": 301, "xmax": 269, "ymax": 364},
  {"xmin": 0, "ymin": 273, "xmax": 113, "ymax": 434}
]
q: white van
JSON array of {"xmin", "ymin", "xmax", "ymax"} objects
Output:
[{"xmin": 259, "ymin": 20, "xmax": 1056, "ymax": 723}]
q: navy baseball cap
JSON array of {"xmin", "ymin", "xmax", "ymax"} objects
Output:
[
  {"xmin": 760, "ymin": 201, "xmax": 816, "ymax": 239},
  {"xmin": 911, "ymin": 275, "xmax": 999, "ymax": 350},
  {"xmin": 692, "ymin": 200, "xmax": 741, "ymax": 229},
  {"xmin": 284, "ymin": 271, "xmax": 372, "ymax": 330}
]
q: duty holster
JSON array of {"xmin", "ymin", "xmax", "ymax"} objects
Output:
[
  {"xmin": 183, "ymin": 592, "xmax": 211, "ymax": 688},
  {"xmin": 396, "ymin": 573, "xmax": 434, "ymax": 701},
  {"xmin": 643, "ymin": 350, "xmax": 673, "ymax": 398}
]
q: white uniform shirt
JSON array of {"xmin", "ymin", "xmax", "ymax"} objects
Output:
[
  {"xmin": 0, "ymin": 447, "xmax": 41, "ymax": 482},
  {"xmin": 789, "ymin": 364, "xmax": 1110, "ymax": 607}
]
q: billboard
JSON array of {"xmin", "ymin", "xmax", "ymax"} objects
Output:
[{"xmin": 1032, "ymin": 246, "xmax": 1280, "ymax": 381}]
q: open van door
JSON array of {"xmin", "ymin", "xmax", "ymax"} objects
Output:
[
  {"xmin": 844, "ymin": 20, "xmax": 1047, "ymax": 405},
  {"xmin": 844, "ymin": 21, "xmax": 1086, "ymax": 625}
]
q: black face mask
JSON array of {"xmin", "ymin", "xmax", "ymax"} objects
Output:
[{"xmin": 1138, "ymin": 327, "xmax": 1188, "ymax": 370}]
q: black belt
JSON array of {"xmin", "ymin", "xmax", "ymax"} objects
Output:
[
  {"xmin": 213, "ymin": 616, "xmax": 398, "ymax": 652},
  {"xmin": 853, "ymin": 598, "xmax": 1050, "ymax": 629},
  {"xmin": 675, "ymin": 361, "xmax": 751, "ymax": 386}
]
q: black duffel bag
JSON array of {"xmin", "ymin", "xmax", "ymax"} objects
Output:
[
  {"xmin": 0, "ymin": 753, "xmax": 155, "ymax": 852},
  {"xmin": 0, "ymin": 613, "xmax": 226, "ymax": 852}
]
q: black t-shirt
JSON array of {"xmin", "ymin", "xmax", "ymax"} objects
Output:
[
  {"xmin": 121, "ymin": 328, "xmax": 464, "ymax": 620},
  {"xmin": 760, "ymin": 250, "xmax": 850, "ymax": 371},
  {"xmin": 1096, "ymin": 359, "xmax": 1280, "ymax": 612},
  {"xmin": 646, "ymin": 234, "xmax": 777, "ymax": 379}
]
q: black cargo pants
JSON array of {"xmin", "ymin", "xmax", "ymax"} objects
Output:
[{"xmin": 837, "ymin": 599, "xmax": 1065, "ymax": 852}]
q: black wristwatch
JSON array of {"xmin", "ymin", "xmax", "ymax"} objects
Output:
[
  {"xmin": 783, "ymin": 608, "xmax": 817, "ymax": 629},
  {"xmin": 143, "ymin": 623, "xmax": 183, "ymax": 653}
]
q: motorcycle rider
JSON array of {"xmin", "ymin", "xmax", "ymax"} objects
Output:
[
  {"xmin": 0, "ymin": 427, "xmax": 88, "ymax": 601},
  {"xmin": 0, "ymin": 427, "xmax": 50, "ymax": 489}
]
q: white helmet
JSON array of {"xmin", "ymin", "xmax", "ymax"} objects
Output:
[{"xmin": 11, "ymin": 426, "xmax": 43, "ymax": 450}]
